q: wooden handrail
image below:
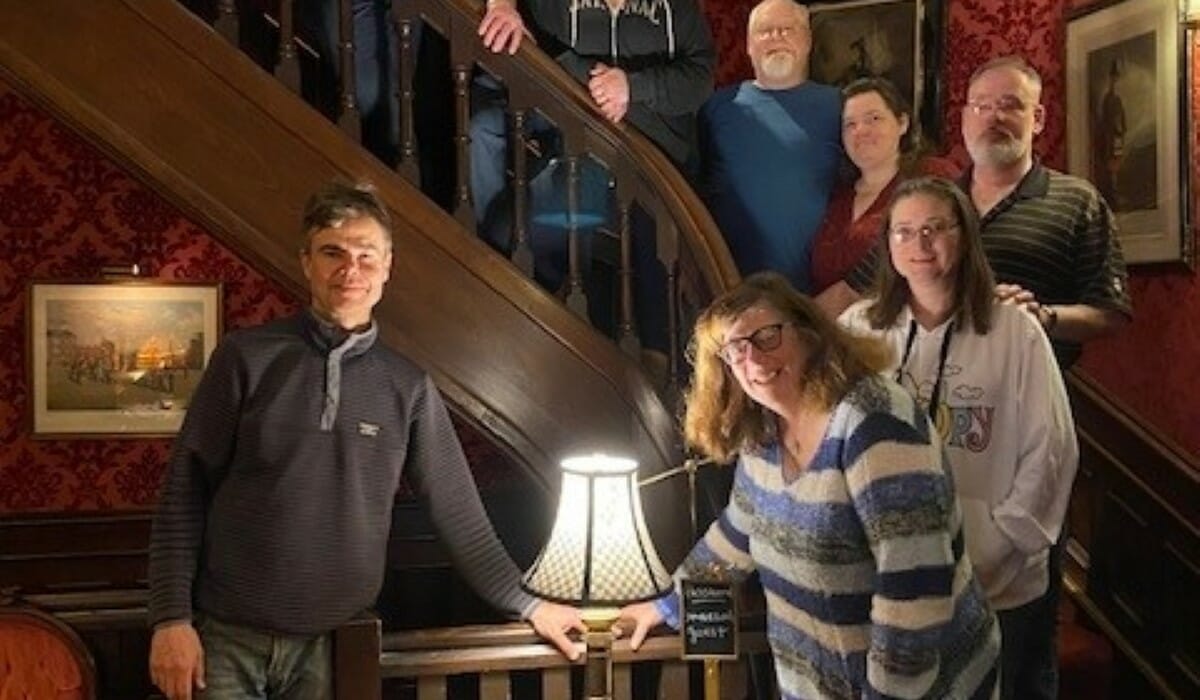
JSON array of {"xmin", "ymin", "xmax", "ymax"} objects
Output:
[
  {"xmin": 385, "ymin": 0, "xmax": 739, "ymax": 385},
  {"xmin": 0, "ymin": 0, "xmax": 701, "ymax": 564},
  {"xmin": 374, "ymin": 619, "xmax": 770, "ymax": 699}
]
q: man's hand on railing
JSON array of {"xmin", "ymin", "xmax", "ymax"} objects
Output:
[
  {"xmin": 613, "ymin": 600, "xmax": 664, "ymax": 651},
  {"xmin": 149, "ymin": 620, "xmax": 206, "ymax": 700},
  {"xmin": 588, "ymin": 63, "xmax": 630, "ymax": 124},
  {"xmin": 479, "ymin": 0, "xmax": 532, "ymax": 55},
  {"xmin": 527, "ymin": 600, "xmax": 586, "ymax": 661}
]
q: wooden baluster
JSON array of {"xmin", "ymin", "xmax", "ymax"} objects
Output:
[
  {"xmin": 542, "ymin": 667, "xmax": 571, "ymax": 698},
  {"xmin": 510, "ymin": 110, "xmax": 534, "ymax": 277},
  {"xmin": 660, "ymin": 219, "xmax": 681, "ymax": 390},
  {"xmin": 658, "ymin": 659, "xmax": 690, "ymax": 699},
  {"xmin": 614, "ymin": 663, "xmax": 633, "ymax": 700},
  {"xmin": 452, "ymin": 64, "xmax": 475, "ymax": 229},
  {"xmin": 337, "ymin": 0, "xmax": 361, "ymax": 141},
  {"xmin": 274, "ymin": 0, "xmax": 301, "ymax": 94},
  {"xmin": 214, "ymin": 0, "xmax": 238, "ymax": 45},
  {"xmin": 721, "ymin": 656, "xmax": 750, "ymax": 698},
  {"xmin": 416, "ymin": 676, "xmax": 447, "ymax": 700},
  {"xmin": 564, "ymin": 155, "xmax": 588, "ymax": 318},
  {"xmin": 478, "ymin": 671, "xmax": 510, "ymax": 700},
  {"xmin": 616, "ymin": 198, "xmax": 639, "ymax": 357},
  {"xmin": 333, "ymin": 616, "xmax": 381, "ymax": 700},
  {"xmin": 397, "ymin": 16, "xmax": 419, "ymax": 184}
]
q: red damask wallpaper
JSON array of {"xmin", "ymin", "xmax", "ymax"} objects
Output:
[
  {"xmin": 0, "ymin": 85, "xmax": 508, "ymax": 513},
  {"xmin": 0, "ymin": 87, "xmax": 297, "ymax": 511},
  {"xmin": 2, "ymin": 0, "xmax": 1198, "ymax": 515}
]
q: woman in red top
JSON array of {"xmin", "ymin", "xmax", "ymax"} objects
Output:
[{"xmin": 810, "ymin": 78, "xmax": 959, "ymax": 293}]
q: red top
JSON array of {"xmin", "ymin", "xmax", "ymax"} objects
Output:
[{"xmin": 810, "ymin": 156, "xmax": 960, "ymax": 294}]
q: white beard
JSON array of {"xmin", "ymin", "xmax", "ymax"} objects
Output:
[{"xmin": 759, "ymin": 52, "xmax": 799, "ymax": 83}]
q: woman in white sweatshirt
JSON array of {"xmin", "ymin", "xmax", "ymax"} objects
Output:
[{"xmin": 839, "ymin": 176, "xmax": 1078, "ymax": 700}]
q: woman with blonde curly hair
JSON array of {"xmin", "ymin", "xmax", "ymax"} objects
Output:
[{"xmin": 620, "ymin": 272, "xmax": 999, "ymax": 699}]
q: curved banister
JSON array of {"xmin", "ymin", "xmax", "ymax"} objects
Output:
[
  {"xmin": 0, "ymin": 0, "xmax": 742, "ymax": 564},
  {"xmin": 391, "ymin": 0, "xmax": 739, "ymax": 380}
]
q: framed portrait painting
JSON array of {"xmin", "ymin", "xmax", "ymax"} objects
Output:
[
  {"xmin": 808, "ymin": 0, "xmax": 946, "ymax": 144},
  {"xmin": 28, "ymin": 280, "xmax": 223, "ymax": 437},
  {"xmin": 1066, "ymin": 0, "xmax": 1191, "ymax": 265}
]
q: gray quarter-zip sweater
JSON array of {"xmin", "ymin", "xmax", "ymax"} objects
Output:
[{"xmin": 148, "ymin": 309, "xmax": 536, "ymax": 634}]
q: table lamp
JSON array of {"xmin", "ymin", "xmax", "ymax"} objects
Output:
[{"xmin": 522, "ymin": 453, "xmax": 673, "ymax": 700}]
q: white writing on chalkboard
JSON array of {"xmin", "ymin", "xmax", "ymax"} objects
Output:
[
  {"xmin": 687, "ymin": 585, "xmax": 730, "ymax": 597},
  {"xmin": 680, "ymin": 578, "xmax": 738, "ymax": 659},
  {"xmin": 686, "ymin": 625, "xmax": 731, "ymax": 644}
]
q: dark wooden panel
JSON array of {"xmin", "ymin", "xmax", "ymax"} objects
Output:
[
  {"xmin": 1162, "ymin": 543, "xmax": 1200, "ymax": 696},
  {"xmin": 0, "ymin": 513, "xmax": 151, "ymax": 591},
  {"xmin": 1093, "ymin": 487, "xmax": 1154, "ymax": 635},
  {"xmin": 1066, "ymin": 454, "xmax": 1099, "ymax": 555},
  {"xmin": 335, "ymin": 616, "xmax": 382, "ymax": 700},
  {"xmin": 1065, "ymin": 371, "xmax": 1200, "ymax": 700}
]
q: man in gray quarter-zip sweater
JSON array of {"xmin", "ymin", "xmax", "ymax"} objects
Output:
[{"xmin": 147, "ymin": 181, "xmax": 585, "ymax": 700}]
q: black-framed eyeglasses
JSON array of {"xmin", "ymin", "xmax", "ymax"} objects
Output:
[
  {"xmin": 717, "ymin": 322, "xmax": 786, "ymax": 365},
  {"xmin": 889, "ymin": 220, "xmax": 960, "ymax": 244}
]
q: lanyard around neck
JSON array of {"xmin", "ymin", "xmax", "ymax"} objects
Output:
[{"xmin": 895, "ymin": 318, "xmax": 954, "ymax": 425}]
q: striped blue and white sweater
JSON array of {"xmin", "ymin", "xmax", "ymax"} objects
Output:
[{"xmin": 659, "ymin": 375, "xmax": 1000, "ymax": 699}]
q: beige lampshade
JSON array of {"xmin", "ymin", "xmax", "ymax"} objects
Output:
[{"xmin": 522, "ymin": 454, "xmax": 672, "ymax": 606}]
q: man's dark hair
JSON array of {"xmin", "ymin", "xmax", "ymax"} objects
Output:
[{"xmin": 300, "ymin": 180, "xmax": 393, "ymax": 251}]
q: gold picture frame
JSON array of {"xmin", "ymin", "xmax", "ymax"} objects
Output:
[{"xmin": 27, "ymin": 280, "xmax": 222, "ymax": 437}]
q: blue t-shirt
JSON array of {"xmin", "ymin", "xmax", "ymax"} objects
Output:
[{"xmin": 700, "ymin": 81, "xmax": 843, "ymax": 292}]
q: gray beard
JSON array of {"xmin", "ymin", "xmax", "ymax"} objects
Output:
[
  {"xmin": 967, "ymin": 137, "xmax": 1025, "ymax": 168},
  {"xmin": 760, "ymin": 53, "xmax": 800, "ymax": 83}
]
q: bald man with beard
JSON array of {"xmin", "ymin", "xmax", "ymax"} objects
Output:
[{"xmin": 698, "ymin": 0, "xmax": 843, "ymax": 294}]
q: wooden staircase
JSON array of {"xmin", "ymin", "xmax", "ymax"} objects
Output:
[{"xmin": 0, "ymin": 0, "xmax": 740, "ymax": 568}]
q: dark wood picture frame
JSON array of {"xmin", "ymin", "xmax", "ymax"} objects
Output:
[
  {"xmin": 807, "ymin": 0, "xmax": 947, "ymax": 145},
  {"xmin": 27, "ymin": 280, "xmax": 223, "ymax": 438}
]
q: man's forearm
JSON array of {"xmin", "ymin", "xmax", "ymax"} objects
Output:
[{"xmin": 1041, "ymin": 304, "xmax": 1128, "ymax": 343}]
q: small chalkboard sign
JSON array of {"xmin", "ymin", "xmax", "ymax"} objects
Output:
[{"xmin": 680, "ymin": 578, "xmax": 738, "ymax": 659}]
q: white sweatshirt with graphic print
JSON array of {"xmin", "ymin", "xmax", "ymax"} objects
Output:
[{"xmin": 840, "ymin": 300, "xmax": 1079, "ymax": 610}]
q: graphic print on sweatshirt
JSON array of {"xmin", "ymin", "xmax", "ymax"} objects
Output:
[
  {"xmin": 574, "ymin": 0, "xmax": 667, "ymax": 24},
  {"xmin": 897, "ymin": 362, "xmax": 995, "ymax": 453}
]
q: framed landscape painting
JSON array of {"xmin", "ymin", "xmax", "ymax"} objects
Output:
[
  {"xmin": 1066, "ymin": 0, "xmax": 1190, "ymax": 265},
  {"xmin": 28, "ymin": 280, "xmax": 222, "ymax": 437}
]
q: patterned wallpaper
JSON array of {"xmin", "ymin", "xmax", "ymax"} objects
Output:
[
  {"xmin": 0, "ymin": 85, "xmax": 506, "ymax": 513},
  {"xmin": 1, "ymin": 0, "xmax": 1197, "ymax": 514},
  {"xmin": 0, "ymin": 87, "xmax": 294, "ymax": 511}
]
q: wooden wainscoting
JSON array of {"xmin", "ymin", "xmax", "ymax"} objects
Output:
[
  {"xmin": 0, "ymin": 511, "xmax": 154, "ymax": 698},
  {"xmin": 1064, "ymin": 372, "xmax": 1200, "ymax": 700}
]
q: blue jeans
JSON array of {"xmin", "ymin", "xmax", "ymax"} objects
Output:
[
  {"xmin": 996, "ymin": 586, "xmax": 1058, "ymax": 700},
  {"xmin": 196, "ymin": 613, "xmax": 332, "ymax": 700},
  {"xmin": 300, "ymin": 0, "xmax": 401, "ymax": 164},
  {"xmin": 469, "ymin": 79, "xmax": 668, "ymax": 350},
  {"xmin": 469, "ymin": 75, "xmax": 560, "ymax": 250}
]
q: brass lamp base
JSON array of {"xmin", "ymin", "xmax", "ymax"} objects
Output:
[{"xmin": 581, "ymin": 608, "xmax": 621, "ymax": 700}]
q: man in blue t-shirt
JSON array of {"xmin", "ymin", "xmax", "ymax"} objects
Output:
[{"xmin": 699, "ymin": 0, "xmax": 842, "ymax": 293}]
